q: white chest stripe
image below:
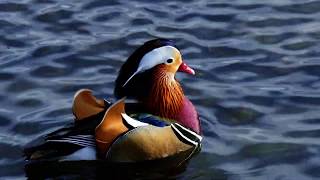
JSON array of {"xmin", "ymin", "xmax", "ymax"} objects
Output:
[
  {"xmin": 173, "ymin": 123, "xmax": 202, "ymax": 141},
  {"xmin": 171, "ymin": 123, "xmax": 202, "ymax": 146},
  {"xmin": 121, "ymin": 113, "xmax": 149, "ymax": 128},
  {"xmin": 121, "ymin": 113, "xmax": 202, "ymax": 145}
]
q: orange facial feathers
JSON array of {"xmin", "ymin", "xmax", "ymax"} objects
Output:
[{"xmin": 145, "ymin": 65, "xmax": 184, "ymax": 121}]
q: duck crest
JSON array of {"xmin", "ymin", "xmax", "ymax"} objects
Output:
[{"xmin": 145, "ymin": 65, "xmax": 184, "ymax": 121}]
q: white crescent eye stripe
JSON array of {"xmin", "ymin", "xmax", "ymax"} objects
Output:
[
  {"xmin": 122, "ymin": 45, "xmax": 179, "ymax": 87},
  {"xmin": 122, "ymin": 71, "xmax": 139, "ymax": 87}
]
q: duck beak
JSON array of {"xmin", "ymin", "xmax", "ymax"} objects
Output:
[{"xmin": 178, "ymin": 62, "xmax": 195, "ymax": 75}]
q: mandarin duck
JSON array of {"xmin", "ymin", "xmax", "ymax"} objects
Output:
[{"xmin": 25, "ymin": 39, "xmax": 202, "ymax": 164}]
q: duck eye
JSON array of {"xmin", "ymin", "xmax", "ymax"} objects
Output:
[{"xmin": 166, "ymin": 58, "xmax": 173, "ymax": 64}]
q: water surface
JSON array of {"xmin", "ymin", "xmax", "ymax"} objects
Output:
[{"xmin": 1, "ymin": 0, "xmax": 320, "ymax": 179}]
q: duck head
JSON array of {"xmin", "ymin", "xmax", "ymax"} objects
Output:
[
  {"xmin": 115, "ymin": 39, "xmax": 194, "ymax": 97},
  {"xmin": 114, "ymin": 39, "xmax": 200, "ymax": 133}
]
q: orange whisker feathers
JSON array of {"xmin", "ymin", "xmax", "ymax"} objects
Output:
[{"xmin": 146, "ymin": 65, "xmax": 184, "ymax": 120}]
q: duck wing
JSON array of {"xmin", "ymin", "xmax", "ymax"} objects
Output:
[
  {"xmin": 23, "ymin": 98, "xmax": 145, "ymax": 160},
  {"xmin": 24, "ymin": 89, "xmax": 113, "ymax": 160},
  {"xmin": 24, "ymin": 110, "xmax": 107, "ymax": 161}
]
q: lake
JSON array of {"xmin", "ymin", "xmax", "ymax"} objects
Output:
[{"xmin": 0, "ymin": 0, "xmax": 320, "ymax": 179}]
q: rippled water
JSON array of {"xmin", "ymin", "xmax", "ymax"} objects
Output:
[{"xmin": 1, "ymin": 0, "xmax": 320, "ymax": 179}]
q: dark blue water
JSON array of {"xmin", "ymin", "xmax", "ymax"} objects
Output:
[{"xmin": 1, "ymin": 0, "xmax": 320, "ymax": 179}]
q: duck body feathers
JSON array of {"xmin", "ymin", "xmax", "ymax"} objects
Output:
[
  {"xmin": 25, "ymin": 89, "xmax": 201, "ymax": 163},
  {"xmin": 25, "ymin": 39, "xmax": 202, "ymax": 165}
]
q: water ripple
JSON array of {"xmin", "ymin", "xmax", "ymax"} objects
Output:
[{"xmin": 0, "ymin": 0, "xmax": 320, "ymax": 179}]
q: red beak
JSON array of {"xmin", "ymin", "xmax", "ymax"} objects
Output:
[{"xmin": 178, "ymin": 62, "xmax": 195, "ymax": 75}]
